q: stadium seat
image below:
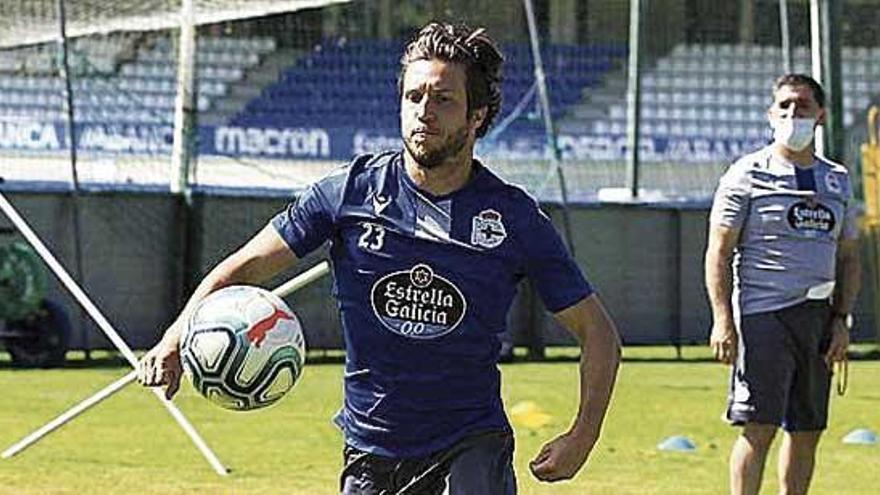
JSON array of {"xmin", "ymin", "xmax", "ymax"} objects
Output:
[
  {"xmin": 586, "ymin": 42, "xmax": 880, "ymax": 142},
  {"xmin": 233, "ymin": 39, "xmax": 626, "ymax": 135}
]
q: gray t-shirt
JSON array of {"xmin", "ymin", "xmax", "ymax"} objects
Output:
[{"xmin": 710, "ymin": 145, "xmax": 858, "ymax": 316}]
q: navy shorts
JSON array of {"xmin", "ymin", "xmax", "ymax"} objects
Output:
[
  {"xmin": 726, "ymin": 300, "xmax": 834, "ymax": 432},
  {"xmin": 340, "ymin": 430, "xmax": 516, "ymax": 494}
]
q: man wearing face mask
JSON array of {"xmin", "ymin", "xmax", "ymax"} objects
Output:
[{"xmin": 705, "ymin": 74, "xmax": 861, "ymax": 495}]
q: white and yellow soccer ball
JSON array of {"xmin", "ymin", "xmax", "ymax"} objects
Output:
[{"xmin": 180, "ymin": 285, "xmax": 306, "ymax": 411}]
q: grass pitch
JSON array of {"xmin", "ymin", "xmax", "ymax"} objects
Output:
[{"xmin": 0, "ymin": 347, "xmax": 877, "ymax": 494}]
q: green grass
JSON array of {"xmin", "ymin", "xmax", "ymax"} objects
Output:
[{"xmin": 0, "ymin": 347, "xmax": 878, "ymax": 494}]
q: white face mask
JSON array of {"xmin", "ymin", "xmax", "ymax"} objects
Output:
[{"xmin": 772, "ymin": 117, "xmax": 816, "ymax": 152}]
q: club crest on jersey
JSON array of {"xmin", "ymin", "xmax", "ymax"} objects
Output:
[
  {"xmin": 471, "ymin": 209, "xmax": 507, "ymax": 248},
  {"xmin": 824, "ymin": 172, "xmax": 842, "ymax": 194},
  {"xmin": 787, "ymin": 201, "xmax": 836, "ymax": 234},
  {"xmin": 370, "ymin": 264, "xmax": 467, "ymax": 339}
]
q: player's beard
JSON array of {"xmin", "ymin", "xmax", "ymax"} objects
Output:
[{"xmin": 403, "ymin": 124, "xmax": 469, "ymax": 170}]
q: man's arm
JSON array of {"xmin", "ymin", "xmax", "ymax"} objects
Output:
[
  {"xmin": 825, "ymin": 237, "xmax": 861, "ymax": 364},
  {"xmin": 529, "ymin": 294, "xmax": 621, "ymax": 482},
  {"xmin": 705, "ymin": 223, "xmax": 741, "ymax": 364},
  {"xmin": 832, "ymin": 238, "xmax": 861, "ymax": 316},
  {"xmin": 137, "ymin": 224, "xmax": 298, "ymax": 398}
]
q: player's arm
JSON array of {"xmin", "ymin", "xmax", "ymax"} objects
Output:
[
  {"xmin": 825, "ymin": 236, "xmax": 861, "ymax": 364},
  {"xmin": 705, "ymin": 223, "xmax": 740, "ymax": 364},
  {"xmin": 529, "ymin": 294, "xmax": 621, "ymax": 482},
  {"xmin": 137, "ymin": 225, "xmax": 298, "ymax": 398}
]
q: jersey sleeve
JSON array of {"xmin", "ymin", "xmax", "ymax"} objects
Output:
[
  {"xmin": 270, "ymin": 172, "xmax": 344, "ymax": 258},
  {"xmin": 710, "ymin": 162, "xmax": 751, "ymax": 229},
  {"xmin": 521, "ymin": 202, "xmax": 594, "ymax": 313}
]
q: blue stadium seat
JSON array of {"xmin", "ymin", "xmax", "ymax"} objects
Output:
[{"xmin": 233, "ymin": 39, "xmax": 626, "ymax": 138}]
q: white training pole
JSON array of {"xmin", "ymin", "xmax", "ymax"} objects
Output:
[
  {"xmin": 151, "ymin": 388, "xmax": 228, "ymax": 475},
  {"xmin": 273, "ymin": 261, "xmax": 330, "ymax": 297},
  {"xmin": 0, "ymin": 225, "xmax": 329, "ymax": 468},
  {"xmin": 1, "ymin": 371, "xmax": 229, "ymax": 475},
  {"xmin": 2, "ymin": 370, "xmax": 137, "ymax": 459},
  {"xmin": 0, "ymin": 192, "xmax": 226, "ymax": 475},
  {"xmin": 155, "ymin": 394, "xmax": 229, "ymax": 475},
  {"xmin": 0, "ymin": 192, "xmax": 139, "ymax": 367}
]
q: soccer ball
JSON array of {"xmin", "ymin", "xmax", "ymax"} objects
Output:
[{"xmin": 180, "ymin": 285, "xmax": 306, "ymax": 411}]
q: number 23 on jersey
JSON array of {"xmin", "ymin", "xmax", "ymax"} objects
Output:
[{"xmin": 358, "ymin": 222, "xmax": 385, "ymax": 251}]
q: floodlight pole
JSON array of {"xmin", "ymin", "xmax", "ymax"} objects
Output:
[
  {"xmin": 625, "ymin": 0, "xmax": 643, "ymax": 199},
  {"xmin": 810, "ymin": 0, "xmax": 843, "ymax": 160},
  {"xmin": 778, "ymin": 0, "xmax": 792, "ymax": 73},
  {"xmin": 55, "ymin": 0, "xmax": 90, "ymax": 360},
  {"xmin": 522, "ymin": 0, "xmax": 576, "ymax": 258},
  {"xmin": 169, "ymin": 0, "xmax": 201, "ymax": 312},
  {"xmin": 170, "ymin": 0, "xmax": 197, "ymax": 197},
  {"xmin": 815, "ymin": 0, "xmax": 843, "ymax": 161}
]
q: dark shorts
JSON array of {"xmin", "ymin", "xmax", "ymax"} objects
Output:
[
  {"xmin": 726, "ymin": 300, "xmax": 833, "ymax": 432},
  {"xmin": 340, "ymin": 430, "xmax": 516, "ymax": 495}
]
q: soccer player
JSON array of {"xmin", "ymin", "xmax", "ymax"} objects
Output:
[
  {"xmin": 138, "ymin": 22, "xmax": 621, "ymax": 493},
  {"xmin": 705, "ymin": 74, "xmax": 861, "ymax": 495}
]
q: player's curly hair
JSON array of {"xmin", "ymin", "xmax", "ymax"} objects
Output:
[{"xmin": 398, "ymin": 22, "xmax": 504, "ymax": 138}]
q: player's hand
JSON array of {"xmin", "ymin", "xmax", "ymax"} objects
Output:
[
  {"xmin": 709, "ymin": 320, "xmax": 737, "ymax": 365},
  {"xmin": 529, "ymin": 430, "xmax": 595, "ymax": 482},
  {"xmin": 824, "ymin": 317, "xmax": 849, "ymax": 366},
  {"xmin": 137, "ymin": 334, "xmax": 183, "ymax": 400}
]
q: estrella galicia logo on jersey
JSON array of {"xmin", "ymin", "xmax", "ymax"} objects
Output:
[
  {"xmin": 471, "ymin": 209, "xmax": 507, "ymax": 248},
  {"xmin": 787, "ymin": 201, "xmax": 836, "ymax": 233},
  {"xmin": 370, "ymin": 264, "xmax": 467, "ymax": 339}
]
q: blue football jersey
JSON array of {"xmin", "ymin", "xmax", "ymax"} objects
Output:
[{"xmin": 271, "ymin": 151, "xmax": 593, "ymax": 457}]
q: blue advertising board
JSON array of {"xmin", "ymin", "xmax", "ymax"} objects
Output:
[{"xmin": 0, "ymin": 119, "xmax": 766, "ymax": 164}]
